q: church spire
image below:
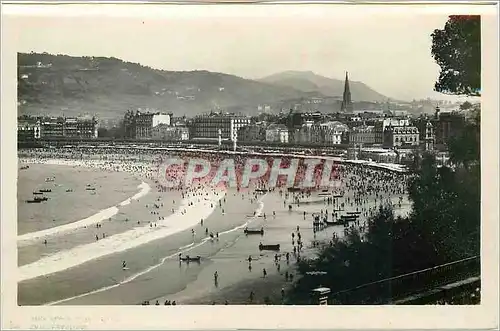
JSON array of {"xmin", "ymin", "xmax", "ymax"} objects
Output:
[{"xmin": 340, "ymin": 71, "xmax": 353, "ymax": 113}]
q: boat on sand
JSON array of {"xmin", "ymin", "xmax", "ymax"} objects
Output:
[
  {"xmin": 259, "ymin": 243, "xmax": 280, "ymax": 251},
  {"xmin": 244, "ymin": 227, "xmax": 264, "ymax": 235},
  {"xmin": 179, "ymin": 254, "xmax": 201, "ymax": 263}
]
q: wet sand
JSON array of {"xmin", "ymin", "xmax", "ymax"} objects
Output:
[
  {"xmin": 19, "ymin": 185, "xmax": 182, "ymax": 266},
  {"xmin": 18, "ymin": 187, "xmax": 259, "ymax": 305}
]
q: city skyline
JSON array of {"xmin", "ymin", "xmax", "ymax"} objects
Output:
[{"xmin": 6, "ymin": 5, "xmax": 481, "ymax": 102}]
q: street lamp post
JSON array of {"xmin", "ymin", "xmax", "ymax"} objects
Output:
[{"xmin": 233, "ymin": 131, "xmax": 238, "ymax": 152}]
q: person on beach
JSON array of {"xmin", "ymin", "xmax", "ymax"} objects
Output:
[
  {"xmin": 249, "ymin": 291, "xmax": 255, "ymax": 303},
  {"xmin": 43, "ymin": 239, "xmax": 47, "ymax": 245},
  {"xmin": 263, "ymin": 268, "xmax": 267, "ymax": 278},
  {"xmin": 122, "ymin": 261, "xmax": 127, "ymax": 269}
]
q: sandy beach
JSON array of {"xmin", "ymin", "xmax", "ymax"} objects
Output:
[{"xmin": 17, "ymin": 151, "xmax": 410, "ymax": 306}]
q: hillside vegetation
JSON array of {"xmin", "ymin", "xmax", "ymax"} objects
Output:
[{"xmin": 18, "ymin": 53, "xmax": 320, "ymax": 119}]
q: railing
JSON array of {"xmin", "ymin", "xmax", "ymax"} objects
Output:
[{"xmin": 329, "ymin": 256, "xmax": 480, "ymax": 304}]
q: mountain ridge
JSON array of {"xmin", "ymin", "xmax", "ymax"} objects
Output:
[
  {"xmin": 17, "ymin": 53, "xmax": 393, "ymax": 120},
  {"xmin": 258, "ymin": 70, "xmax": 391, "ymax": 102}
]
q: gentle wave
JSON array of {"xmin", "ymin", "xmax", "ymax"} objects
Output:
[
  {"xmin": 17, "ymin": 182, "xmax": 151, "ymax": 245},
  {"xmin": 45, "ymin": 194, "xmax": 266, "ymax": 306},
  {"xmin": 19, "ymin": 189, "xmax": 225, "ymax": 282}
]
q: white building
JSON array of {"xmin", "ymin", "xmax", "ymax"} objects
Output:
[
  {"xmin": 152, "ymin": 113, "xmax": 172, "ymax": 127},
  {"xmin": 265, "ymin": 124, "xmax": 289, "ymax": 143},
  {"xmin": 320, "ymin": 121, "xmax": 348, "ymax": 145}
]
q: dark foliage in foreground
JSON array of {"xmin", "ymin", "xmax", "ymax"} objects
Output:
[{"xmin": 431, "ymin": 15, "xmax": 481, "ymax": 96}]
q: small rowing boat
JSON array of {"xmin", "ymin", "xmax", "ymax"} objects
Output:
[
  {"xmin": 324, "ymin": 219, "xmax": 344, "ymax": 226},
  {"xmin": 340, "ymin": 214, "xmax": 359, "ymax": 220},
  {"xmin": 39, "ymin": 189, "xmax": 52, "ymax": 193},
  {"xmin": 244, "ymin": 227, "xmax": 264, "ymax": 235},
  {"xmin": 179, "ymin": 255, "xmax": 201, "ymax": 263},
  {"xmin": 26, "ymin": 199, "xmax": 43, "ymax": 204},
  {"xmin": 258, "ymin": 243, "xmax": 280, "ymax": 251}
]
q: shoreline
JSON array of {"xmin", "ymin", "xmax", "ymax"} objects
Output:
[
  {"xmin": 17, "ymin": 153, "xmax": 410, "ymax": 305},
  {"xmin": 18, "ymin": 180, "xmax": 151, "ymax": 244},
  {"xmin": 48, "ymin": 191, "xmax": 264, "ymax": 306},
  {"xmin": 19, "ymin": 185, "xmax": 225, "ymax": 282}
]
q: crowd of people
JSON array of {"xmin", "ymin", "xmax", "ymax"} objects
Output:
[{"xmin": 19, "ymin": 145, "xmax": 409, "ymax": 305}]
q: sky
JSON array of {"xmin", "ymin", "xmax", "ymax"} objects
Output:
[{"xmin": 5, "ymin": 5, "xmax": 481, "ymax": 101}]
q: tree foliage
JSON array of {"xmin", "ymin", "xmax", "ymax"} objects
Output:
[{"xmin": 431, "ymin": 15, "xmax": 481, "ymax": 96}]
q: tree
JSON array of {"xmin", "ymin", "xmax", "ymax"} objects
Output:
[
  {"xmin": 459, "ymin": 101, "xmax": 473, "ymax": 110},
  {"xmin": 431, "ymin": 16, "xmax": 481, "ymax": 96}
]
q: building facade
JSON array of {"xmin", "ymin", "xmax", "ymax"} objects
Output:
[
  {"xmin": 374, "ymin": 118, "xmax": 410, "ymax": 145},
  {"xmin": 434, "ymin": 109, "xmax": 466, "ymax": 147},
  {"xmin": 17, "ymin": 117, "xmax": 40, "ymax": 142},
  {"xmin": 190, "ymin": 113, "xmax": 251, "ymax": 140},
  {"xmin": 238, "ymin": 123, "xmax": 267, "ymax": 143},
  {"xmin": 320, "ymin": 121, "xmax": 349, "ymax": 145},
  {"xmin": 123, "ymin": 110, "xmax": 172, "ymax": 139},
  {"xmin": 349, "ymin": 125, "xmax": 376, "ymax": 145},
  {"xmin": 383, "ymin": 125, "xmax": 420, "ymax": 149},
  {"xmin": 18, "ymin": 116, "xmax": 98, "ymax": 140},
  {"xmin": 265, "ymin": 124, "xmax": 289, "ymax": 144},
  {"xmin": 152, "ymin": 124, "xmax": 189, "ymax": 141}
]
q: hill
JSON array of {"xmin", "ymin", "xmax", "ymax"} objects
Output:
[
  {"xmin": 17, "ymin": 53, "xmax": 321, "ymax": 119},
  {"xmin": 258, "ymin": 70, "xmax": 391, "ymax": 103}
]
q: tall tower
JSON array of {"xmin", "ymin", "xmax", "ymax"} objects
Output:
[
  {"xmin": 425, "ymin": 120, "xmax": 435, "ymax": 151},
  {"xmin": 340, "ymin": 71, "xmax": 353, "ymax": 113}
]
